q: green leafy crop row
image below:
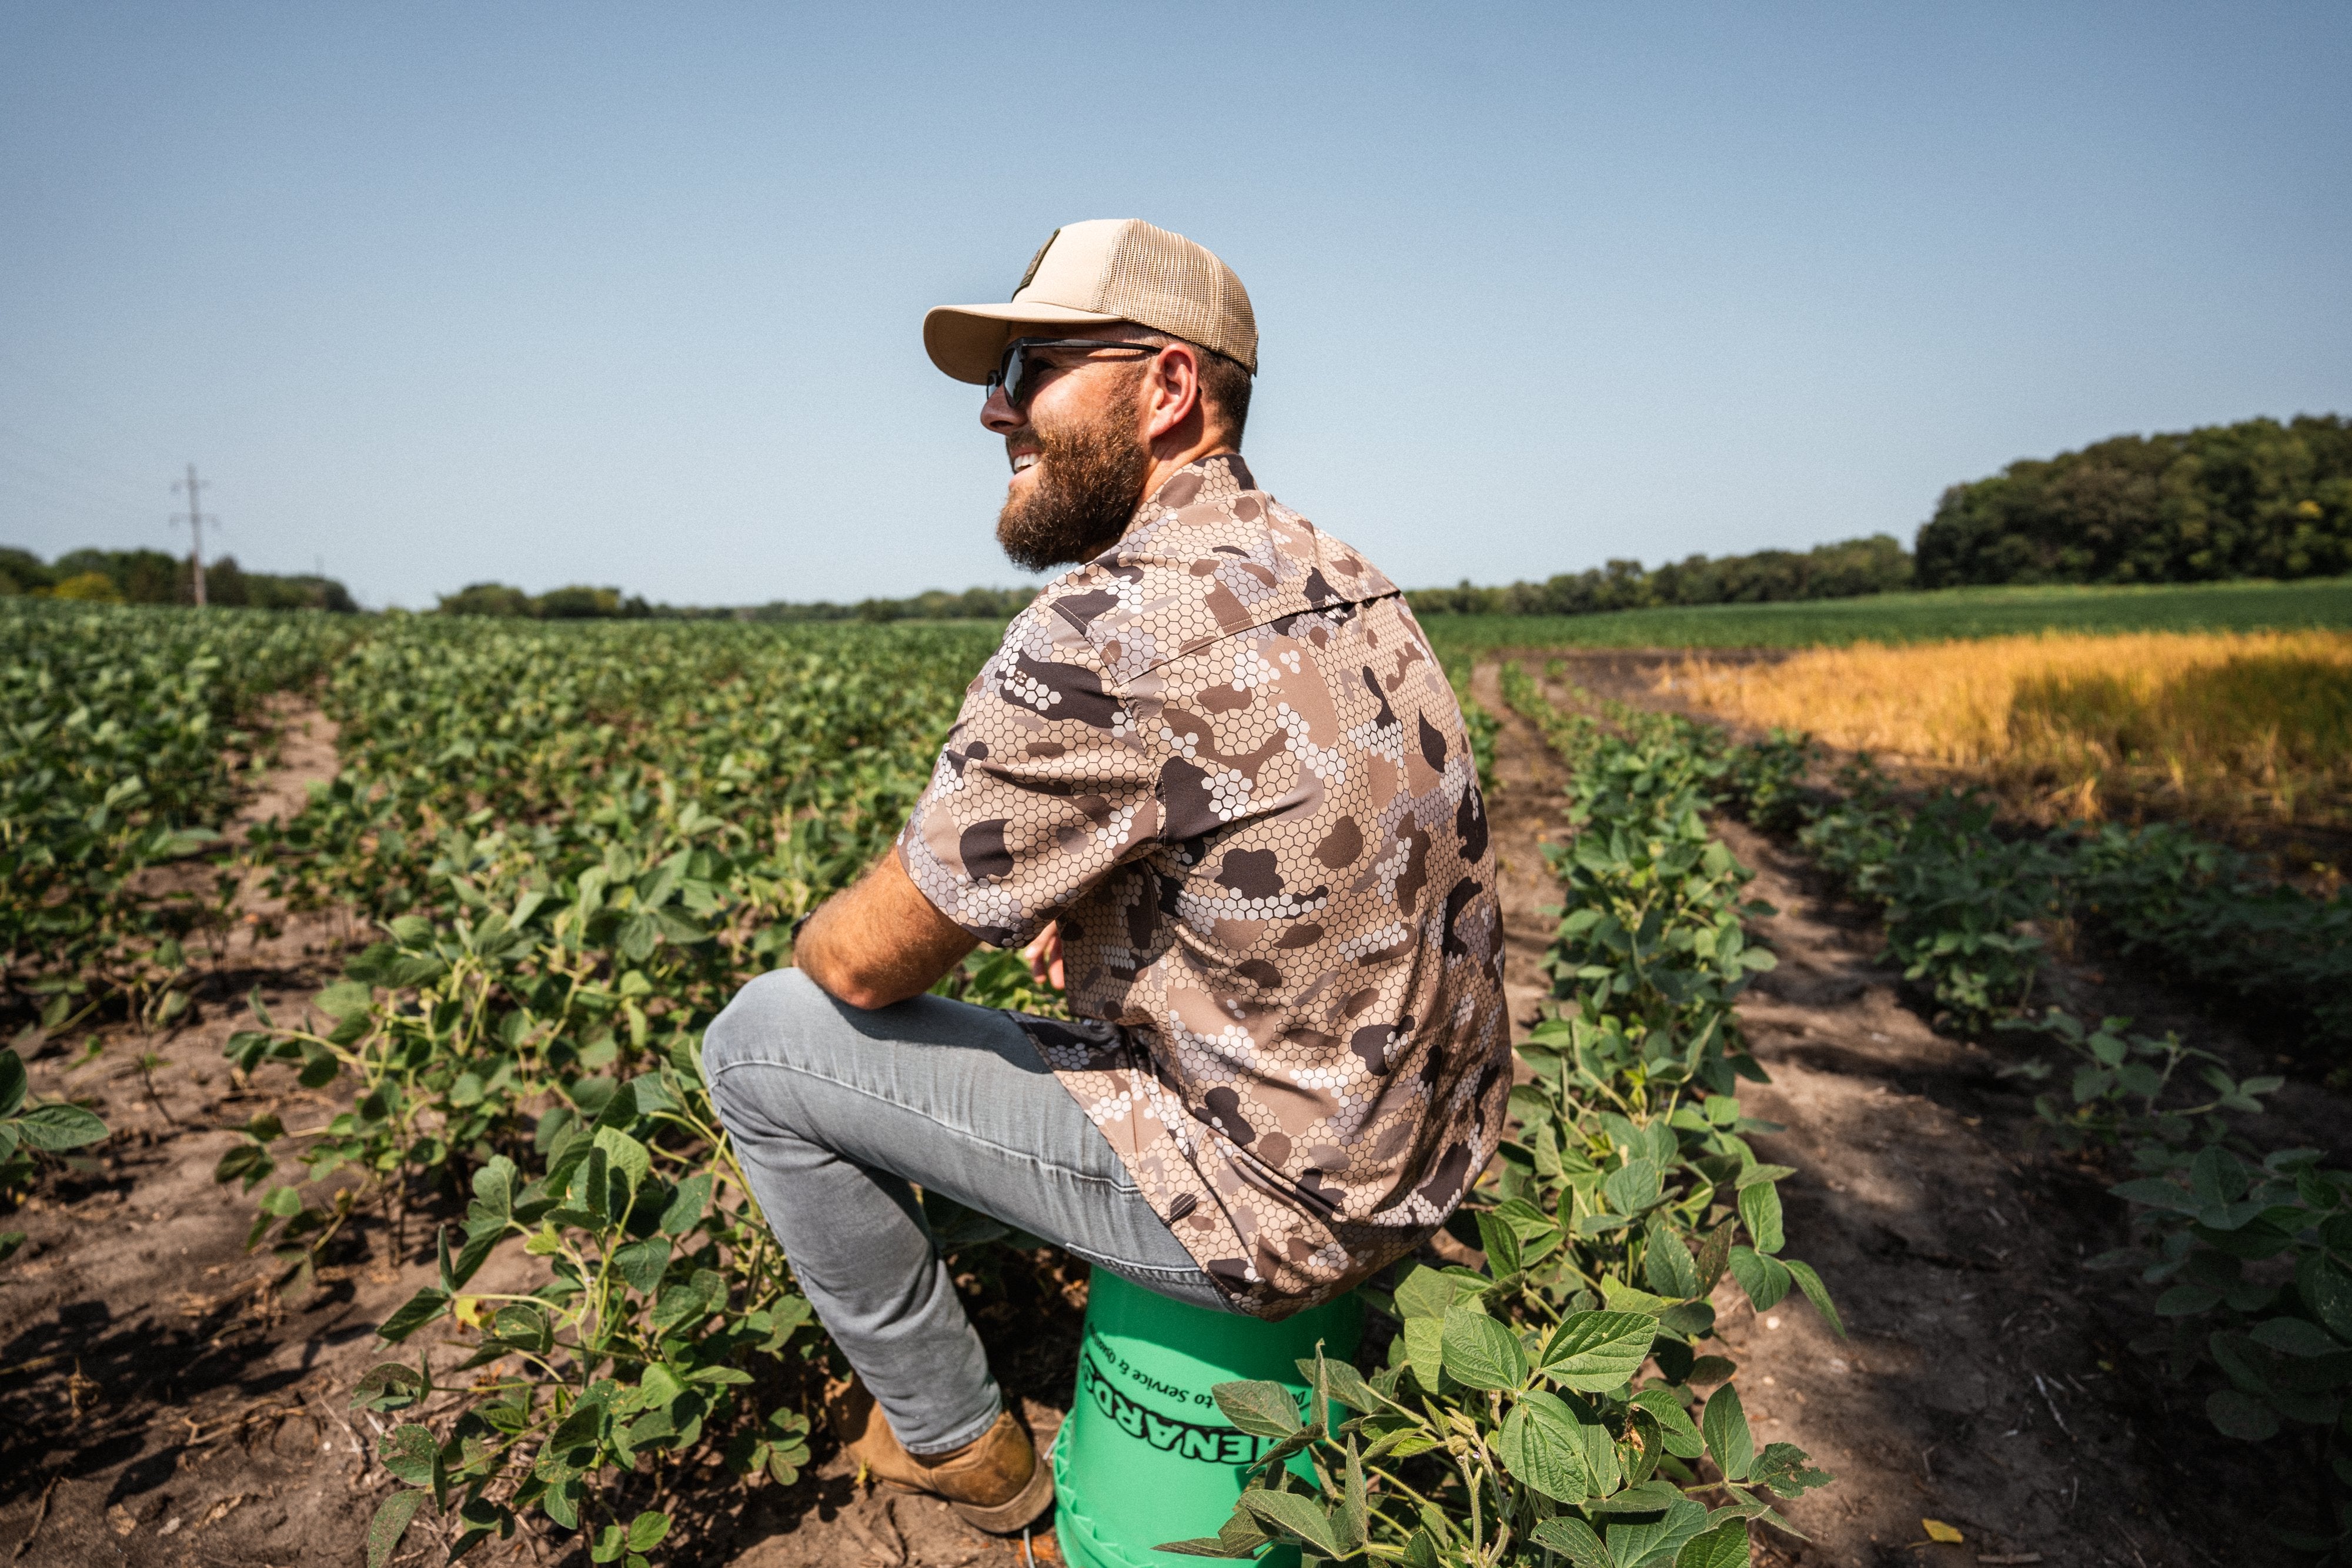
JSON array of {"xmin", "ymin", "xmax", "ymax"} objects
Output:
[
  {"xmin": 208, "ymin": 617, "xmax": 1010, "ymax": 1563},
  {"xmin": 1723, "ymin": 732, "xmax": 2352, "ymax": 1557},
  {"xmin": 1, "ymin": 598, "xmax": 357, "ymax": 1026},
  {"xmin": 1161, "ymin": 666, "xmax": 1843, "ymax": 1566}
]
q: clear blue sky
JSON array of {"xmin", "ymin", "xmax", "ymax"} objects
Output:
[{"xmin": 4, "ymin": 2, "xmax": 2347, "ymax": 610}]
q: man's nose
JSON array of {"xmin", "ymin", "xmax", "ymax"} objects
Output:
[{"xmin": 980, "ymin": 385, "xmax": 1024, "ymax": 433}]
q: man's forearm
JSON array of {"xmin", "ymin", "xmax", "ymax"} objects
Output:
[{"xmin": 792, "ymin": 846, "xmax": 977, "ymax": 1009}]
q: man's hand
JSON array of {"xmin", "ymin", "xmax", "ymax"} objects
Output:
[
  {"xmin": 791, "ymin": 847, "xmax": 977, "ymax": 1010},
  {"xmin": 1021, "ymin": 922, "xmax": 1065, "ymax": 991}
]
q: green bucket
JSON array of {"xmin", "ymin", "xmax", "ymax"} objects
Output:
[{"xmin": 1051, "ymin": 1271, "xmax": 1361, "ymax": 1568}]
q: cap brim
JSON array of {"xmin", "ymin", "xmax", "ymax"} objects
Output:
[{"xmin": 923, "ymin": 302, "xmax": 1124, "ymax": 384}]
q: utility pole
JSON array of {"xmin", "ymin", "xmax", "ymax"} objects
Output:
[{"xmin": 171, "ymin": 463, "xmax": 212, "ymax": 607}]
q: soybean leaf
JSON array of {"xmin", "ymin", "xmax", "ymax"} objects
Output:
[
  {"xmin": 377, "ymin": 1424, "xmax": 437, "ymax": 1486},
  {"xmin": 1532, "ymin": 1515, "xmax": 1613, "ymax": 1568},
  {"xmin": 1403, "ymin": 1316, "xmax": 1446, "ymax": 1393},
  {"xmin": 1702, "ymin": 1383, "xmax": 1755, "ymax": 1482},
  {"xmin": 1240, "ymin": 1490, "xmax": 1343, "ymax": 1556},
  {"xmin": 1645, "ymin": 1221, "xmax": 1702, "ymax": 1299},
  {"xmin": 12, "ymin": 1103, "xmax": 106, "ymax": 1151},
  {"xmin": 469, "ymin": 1156, "xmax": 516, "ymax": 1226},
  {"xmin": 492, "ymin": 1305, "xmax": 553, "ymax": 1355},
  {"xmin": 1604, "ymin": 1496, "xmax": 1709, "ymax": 1566},
  {"xmin": 1692, "ymin": 1225, "xmax": 1734, "ymax": 1293},
  {"xmin": 1155, "ymin": 1510, "xmax": 1276, "ymax": 1558},
  {"xmin": 658, "ymin": 1172, "xmax": 712, "ymax": 1235},
  {"xmin": 593, "ymin": 1125, "xmax": 652, "ymax": 1195},
  {"xmin": 1748, "ymin": 1442, "xmax": 1833, "ymax": 1498},
  {"xmin": 1632, "ymin": 1388, "xmax": 1706, "ymax": 1458},
  {"xmin": 612, "ymin": 1236, "xmax": 671, "ymax": 1295},
  {"xmin": 1393, "ymin": 1262, "xmax": 1459, "ymax": 1321},
  {"xmin": 2251, "ymin": 1318, "xmax": 2341, "ymax": 1357},
  {"xmin": 1540, "ymin": 1312, "xmax": 1658, "ymax": 1392},
  {"xmin": 1592, "ymin": 1478, "xmax": 1685, "ymax": 1514},
  {"xmin": 1673, "ymin": 1520, "xmax": 1752, "ymax": 1568},
  {"xmin": 0, "ymin": 1049, "xmax": 25, "ymax": 1118},
  {"xmin": 351, "ymin": 1362, "xmax": 425, "ymax": 1413},
  {"xmin": 1726, "ymin": 1246, "xmax": 1792, "ymax": 1311},
  {"xmin": 1151, "ymin": 1536, "xmax": 1258, "ymax": 1559},
  {"xmin": 1334, "ymin": 1437, "xmax": 1369, "ymax": 1557},
  {"xmin": 1295, "ymin": 1356, "xmax": 1381, "ymax": 1413},
  {"xmin": 2297, "ymin": 1254, "xmax": 2352, "ymax": 1340},
  {"xmin": 1737, "ymin": 1181, "xmax": 1784, "ymax": 1256},
  {"xmin": 1782, "ymin": 1258, "xmax": 1846, "ymax": 1338},
  {"xmin": 1605, "ymin": 1156, "xmax": 1662, "ymax": 1215},
  {"xmin": 366, "ymin": 1490, "xmax": 428, "ymax": 1568},
  {"xmin": 377, "ymin": 1288, "xmax": 451, "ymax": 1344},
  {"xmin": 1599, "ymin": 1276, "xmax": 1678, "ymax": 1316},
  {"xmin": 316, "ymin": 979, "xmax": 373, "ymax": 1019},
  {"xmin": 2206, "ymin": 1388, "xmax": 2280, "ymax": 1441},
  {"xmin": 1495, "ymin": 1390, "xmax": 1598, "ymax": 1505},
  {"xmin": 1212, "ymin": 1380, "xmax": 1302, "ymax": 1439},
  {"xmin": 1442, "ymin": 1302, "xmax": 1529, "ymax": 1390},
  {"xmin": 626, "ymin": 1512, "xmax": 671, "ymax": 1552}
]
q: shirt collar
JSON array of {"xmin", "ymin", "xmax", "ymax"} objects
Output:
[{"xmin": 1139, "ymin": 452, "xmax": 1255, "ymax": 517}]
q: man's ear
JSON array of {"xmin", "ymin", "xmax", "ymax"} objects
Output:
[{"xmin": 1141, "ymin": 341, "xmax": 1203, "ymax": 444}]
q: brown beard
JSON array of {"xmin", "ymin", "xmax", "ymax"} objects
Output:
[{"xmin": 995, "ymin": 382, "xmax": 1151, "ymax": 573}]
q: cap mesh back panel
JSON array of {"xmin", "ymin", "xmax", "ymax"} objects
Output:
[{"xmin": 1096, "ymin": 222, "xmax": 1257, "ymax": 373}]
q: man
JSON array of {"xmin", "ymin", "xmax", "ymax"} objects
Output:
[{"xmin": 702, "ymin": 219, "xmax": 1506, "ymax": 1532}]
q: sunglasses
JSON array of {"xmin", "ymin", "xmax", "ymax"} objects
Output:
[{"xmin": 987, "ymin": 337, "xmax": 1165, "ymax": 412}]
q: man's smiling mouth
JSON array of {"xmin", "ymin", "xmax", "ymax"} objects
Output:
[{"xmin": 1010, "ymin": 452, "xmax": 1040, "ymax": 474}]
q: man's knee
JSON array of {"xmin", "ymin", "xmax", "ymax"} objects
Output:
[{"xmin": 701, "ymin": 966, "xmax": 833, "ymax": 1082}]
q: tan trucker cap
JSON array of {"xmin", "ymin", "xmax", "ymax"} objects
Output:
[{"xmin": 924, "ymin": 219, "xmax": 1257, "ymax": 385}]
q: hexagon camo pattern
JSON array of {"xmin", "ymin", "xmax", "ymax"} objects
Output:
[{"xmin": 899, "ymin": 454, "xmax": 1508, "ymax": 1318}]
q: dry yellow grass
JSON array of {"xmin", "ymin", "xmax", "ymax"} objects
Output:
[{"xmin": 1663, "ymin": 630, "xmax": 2352, "ymax": 827}]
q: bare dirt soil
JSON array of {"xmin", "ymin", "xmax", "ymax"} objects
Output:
[{"xmin": 7, "ymin": 670, "xmax": 2344, "ymax": 1568}]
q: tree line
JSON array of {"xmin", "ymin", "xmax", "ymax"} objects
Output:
[
  {"xmin": 1404, "ymin": 533, "xmax": 1912, "ymax": 616},
  {"xmin": 435, "ymin": 581, "xmax": 1037, "ymax": 623},
  {"xmin": 21, "ymin": 413, "xmax": 2340, "ymax": 626},
  {"xmin": 0, "ymin": 546, "xmax": 356, "ymax": 611},
  {"xmin": 1915, "ymin": 413, "xmax": 2351, "ymax": 587}
]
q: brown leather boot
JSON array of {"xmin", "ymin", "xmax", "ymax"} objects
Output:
[{"xmin": 826, "ymin": 1376, "xmax": 1054, "ymax": 1533}]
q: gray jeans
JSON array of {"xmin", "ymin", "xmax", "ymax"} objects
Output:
[{"xmin": 701, "ymin": 967, "xmax": 1228, "ymax": 1454}]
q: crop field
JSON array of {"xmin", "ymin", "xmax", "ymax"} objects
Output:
[
  {"xmin": 1663, "ymin": 630, "xmax": 2352, "ymax": 835},
  {"xmin": 1416, "ymin": 573, "xmax": 2352, "ymax": 657},
  {"xmin": 3, "ymin": 591, "xmax": 2350, "ymax": 1567}
]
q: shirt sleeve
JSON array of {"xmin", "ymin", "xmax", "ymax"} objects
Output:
[{"xmin": 898, "ymin": 605, "xmax": 1165, "ymax": 948}]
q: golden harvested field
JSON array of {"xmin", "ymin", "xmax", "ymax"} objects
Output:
[{"xmin": 1663, "ymin": 629, "xmax": 2352, "ymax": 833}]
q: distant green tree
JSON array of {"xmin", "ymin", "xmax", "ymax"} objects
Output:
[
  {"xmin": 437, "ymin": 582, "xmax": 536, "ymax": 617},
  {"xmin": 0, "ymin": 545, "xmax": 356, "ymax": 610},
  {"xmin": 49, "ymin": 570, "xmax": 124, "ymax": 603},
  {"xmin": 243, "ymin": 573, "xmax": 358, "ymax": 611},
  {"xmin": 54, "ymin": 547, "xmax": 181, "ymax": 604},
  {"xmin": 0, "ymin": 547, "xmax": 55, "ymax": 596},
  {"xmin": 535, "ymin": 585, "xmax": 636, "ymax": 619},
  {"xmin": 1915, "ymin": 413, "xmax": 2352, "ymax": 587},
  {"xmin": 1405, "ymin": 533, "xmax": 1913, "ymax": 617}
]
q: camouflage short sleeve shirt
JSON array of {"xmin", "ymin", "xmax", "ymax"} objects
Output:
[{"xmin": 900, "ymin": 454, "xmax": 1508, "ymax": 1317}]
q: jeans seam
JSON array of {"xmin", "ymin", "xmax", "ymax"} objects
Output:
[
  {"xmin": 1066, "ymin": 1247, "xmax": 1212, "ymax": 1283},
  {"xmin": 709, "ymin": 1055, "xmax": 1147, "ymax": 1195}
]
